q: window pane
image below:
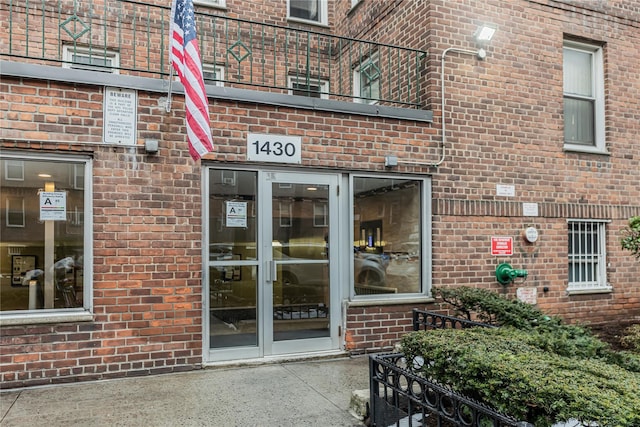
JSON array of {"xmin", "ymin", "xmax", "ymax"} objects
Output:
[
  {"xmin": 353, "ymin": 177, "xmax": 422, "ymax": 295},
  {"xmin": 209, "ymin": 170, "xmax": 257, "ymax": 261},
  {"xmin": 564, "ymin": 97, "xmax": 594, "ymax": 145},
  {"xmin": 290, "ymin": 0, "xmax": 319, "ymax": 21},
  {"xmin": 563, "ymin": 48, "xmax": 592, "ymax": 97},
  {"xmin": 361, "ymin": 60, "xmax": 381, "ymax": 102},
  {"xmin": 0, "ymin": 159, "xmax": 86, "ymax": 311},
  {"xmin": 568, "ymin": 221, "xmax": 605, "ymax": 289},
  {"xmin": 292, "ymin": 82, "xmax": 322, "ymax": 98}
]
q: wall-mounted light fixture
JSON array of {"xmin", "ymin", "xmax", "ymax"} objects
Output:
[
  {"xmin": 386, "ymin": 25, "xmax": 496, "ymax": 169},
  {"xmin": 474, "ymin": 24, "xmax": 497, "ymax": 43},
  {"xmin": 144, "ymin": 139, "xmax": 159, "ymax": 155}
]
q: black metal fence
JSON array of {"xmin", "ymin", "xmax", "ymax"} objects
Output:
[
  {"xmin": 412, "ymin": 309, "xmax": 496, "ymax": 331},
  {"xmin": 369, "ymin": 310, "xmax": 533, "ymax": 427}
]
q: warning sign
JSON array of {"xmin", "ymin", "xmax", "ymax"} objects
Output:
[
  {"xmin": 491, "ymin": 236, "xmax": 513, "ymax": 256},
  {"xmin": 40, "ymin": 191, "xmax": 67, "ymax": 221}
]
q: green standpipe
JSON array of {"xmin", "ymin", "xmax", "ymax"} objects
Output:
[{"xmin": 495, "ymin": 263, "xmax": 528, "ymax": 285}]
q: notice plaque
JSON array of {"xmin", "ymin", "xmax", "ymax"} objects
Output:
[
  {"xmin": 491, "ymin": 236, "xmax": 513, "ymax": 256},
  {"xmin": 103, "ymin": 87, "xmax": 137, "ymax": 145},
  {"xmin": 226, "ymin": 201, "xmax": 247, "ymax": 228},
  {"xmin": 40, "ymin": 191, "xmax": 67, "ymax": 221}
]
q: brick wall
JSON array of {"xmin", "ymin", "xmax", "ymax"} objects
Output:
[{"xmin": 2, "ymin": 0, "xmax": 640, "ymax": 386}]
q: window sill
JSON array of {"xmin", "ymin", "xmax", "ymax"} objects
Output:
[
  {"xmin": 347, "ymin": 0, "xmax": 363, "ymax": 16},
  {"xmin": 287, "ymin": 17, "xmax": 329, "ymax": 28},
  {"xmin": 563, "ymin": 144, "xmax": 610, "ymax": 156},
  {"xmin": 347, "ymin": 296, "xmax": 435, "ymax": 307},
  {"xmin": 566, "ymin": 287, "xmax": 612, "ymax": 296},
  {"xmin": 193, "ymin": 0, "xmax": 227, "ymax": 10},
  {"xmin": 0, "ymin": 310, "xmax": 94, "ymax": 326}
]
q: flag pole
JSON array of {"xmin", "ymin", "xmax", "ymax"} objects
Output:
[
  {"xmin": 166, "ymin": 66, "xmax": 174, "ymax": 113},
  {"xmin": 166, "ymin": 0, "xmax": 177, "ymax": 113}
]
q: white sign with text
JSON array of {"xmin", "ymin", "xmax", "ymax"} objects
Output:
[
  {"xmin": 103, "ymin": 87, "xmax": 137, "ymax": 145},
  {"xmin": 247, "ymin": 133, "xmax": 301, "ymax": 164}
]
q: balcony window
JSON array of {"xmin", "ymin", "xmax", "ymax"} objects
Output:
[
  {"xmin": 289, "ymin": 0, "xmax": 327, "ymax": 26},
  {"xmin": 203, "ymin": 64, "xmax": 225, "ymax": 87},
  {"xmin": 63, "ymin": 45, "xmax": 119, "ymax": 73},
  {"xmin": 288, "ymin": 76, "xmax": 329, "ymax": 99},
  {"xmin": 194, "ymin": 0, "xmax": 225, "ymax": 7},
  {"xmin": 354, "ymin": 54, "xmax": 381, "ymax": 104}
]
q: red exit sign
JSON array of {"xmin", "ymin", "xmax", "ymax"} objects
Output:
[{"xmin": 491, "ymin": 236, "xmax": 513, "ymax": 256}]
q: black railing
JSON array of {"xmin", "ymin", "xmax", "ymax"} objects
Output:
[
  {"xmin": 1, "ymin": 0, "xmax": 426, "ymax": 108},
  {"xmin": 369, "ymin": 353, "xmax": 533, "ymax": 427},
  {"xmin": 369, "ymin": 310, "xmax": 533, "ymax": 427},
  {"xmin": 412, "ymin": 308, "xmax": 496, "ymax": 331}
]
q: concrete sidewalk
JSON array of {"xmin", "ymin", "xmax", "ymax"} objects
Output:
[{"xmin": 0, "ymin": 356, "xmax": 369, "ymax": 427}]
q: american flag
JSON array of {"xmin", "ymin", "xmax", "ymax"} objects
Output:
[{"xmin": 170, "ymin": 0, "xmax": 214, "ymax": 161}]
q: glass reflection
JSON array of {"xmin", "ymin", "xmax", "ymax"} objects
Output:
[
  {"xmin": 209, "ymin": 265, "xmax": 258, "ymax": 348},
  {"xmin": 272, "ymin": 182, "xmax": 330, "ymax": 341},
  {"xmin": 353, "ymin": 177, "xmax": 422, "ymax": 295}
]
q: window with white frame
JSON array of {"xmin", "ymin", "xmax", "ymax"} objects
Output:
[
  {"xmin": 4, "ymin": 160, "xmax": 24, "ymax": 181},
  {"xmin": 288, "ymin": 0, "xmax": 327, "ymax": 25},
  {"xmin": 313, "ymin": 202, "xmax": 327, "ymax": 227},
  {"xmin": 568, "ymin": 220, "xmax": 609, "ymax": 292},
  {"xmin": 203, "ymin": 64, "xmax": 225, "ymax": 87},
  {"xmin": 6, "ymin": 197, "xmax": 25, "ymax": 228},
  {"xmin": 353, "ymin": 53, "xmax": 381, "ymax": 104},
  {"xmin": 63, "ymin": 45, "xmax": 119, "ymax": 73},
  {"xmin": 0, "ymin": 154, "xmax": 91, "ymax": 315},
  {"xmin": 563, "ymin": 40, "xmax": 605, "ymax": 153},
  {"xmin": 288, "ymin": 76, "xmax": 329, "ymax": 99},
  {"xmin": 194, "ymin": 0, "xmax": 225, "ymax": 7},
  {"xmin": 352, "ymin": 176, "xmax": 430, "ymax": 297}
]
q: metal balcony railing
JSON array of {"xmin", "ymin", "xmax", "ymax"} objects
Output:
[{"xmin": 1, "ymin": 0, "xmax": 426, "ymax": 108}]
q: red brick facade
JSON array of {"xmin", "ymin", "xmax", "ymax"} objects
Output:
[{"xmin": 1, "ymin": 0, "xmax": 639, "ymax": 388}]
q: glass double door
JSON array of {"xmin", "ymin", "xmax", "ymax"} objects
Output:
[{"xmin": 207, "ymin": 170, "xmax": 339, "ymax": 360}]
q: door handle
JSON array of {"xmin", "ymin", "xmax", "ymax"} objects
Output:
[{"xmin": 265, "ymin": 260, "xmax": 277, "ymax": 282}]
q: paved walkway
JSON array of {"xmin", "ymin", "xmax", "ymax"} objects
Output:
[{"xmin": 0, "ymin": 356, "xmax": 369, "ymax": 427}]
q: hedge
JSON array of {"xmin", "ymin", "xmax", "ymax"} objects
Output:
[
  {"xmin": 401, "ymin": 327, "xmax": 640, "ymax": 426},
  {"xmin": 400, "ymin": 287, "xmax": 640, "ymax": 426}
]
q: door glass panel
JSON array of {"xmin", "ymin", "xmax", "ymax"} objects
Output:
[
  {"xmin": 209, "ymin": 265, "xmax": 258, "ymax": 348},
  {"xmin": 272, "ymin": 183, "xmax": 330, "ymax": 341},
  {"xmin": 209, "ymin": 170, "xmax": 258, "ymax": 349}
]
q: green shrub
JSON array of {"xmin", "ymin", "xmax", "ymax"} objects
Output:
[
  {"xmin": 433, "ymin": 286, "xmax": 553, "ymax": 328},
  {"xmin": 621, "ymin": 216, "xmax": 640, "ymax": 259},
  {"xmin": 401, "ymin": 327, "xmax": 640, "ymax": 426},
  {"xmin": 621, "ymin": 324, "xmax": 640, "ymax": 352},
  {"xmin": 432, "ymin": 286, "xmax": 640, "ymax": 372}
]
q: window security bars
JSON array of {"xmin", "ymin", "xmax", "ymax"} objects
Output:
[
  {"xmin": 2, "ymin": 0, "xmax": 426, "ymax": 108},
  {"xmin": 568, "ymin": 220, "xmax": 608, "ymax": 291}
]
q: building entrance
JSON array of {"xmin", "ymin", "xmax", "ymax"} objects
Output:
[{"xmin": 205, "ymin": 169, "xmax": 340, "ymax": 362}]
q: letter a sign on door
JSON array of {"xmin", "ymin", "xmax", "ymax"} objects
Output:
[
  {"xmin": 226, "ymin": 201, "xmax": 247, "ymax": 228},
  {"xmin": 40, "ymin": 191, "xmax": 67, "ymax": 221}
]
